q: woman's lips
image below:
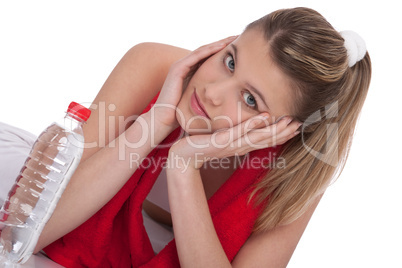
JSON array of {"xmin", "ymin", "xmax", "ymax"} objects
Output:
[{"xmin": 190, "ymin": 89, "xmax": 210, "ymax": 119}]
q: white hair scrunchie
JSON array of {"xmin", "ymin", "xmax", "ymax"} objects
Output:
[{"xmin": 340, "ymin": 30, "xmax": 367, "ymax": 67}]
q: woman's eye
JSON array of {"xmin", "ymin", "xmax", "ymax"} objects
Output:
[
  {"xmin": 243, "ymin": 92, "xmax": 256, "ymax": 108},
  {"xmin": 225, "ymin": 54, "xmax": 235, "ymax": 72}
]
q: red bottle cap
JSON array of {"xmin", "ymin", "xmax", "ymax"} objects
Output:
[{"xmin": 67, "ymin": 102, "xmax": 91, "ymax": 122}]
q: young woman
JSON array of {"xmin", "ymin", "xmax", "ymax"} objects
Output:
[{"xmin": 1, "ymin": 7, "xmax": 371, "ymax": 267}]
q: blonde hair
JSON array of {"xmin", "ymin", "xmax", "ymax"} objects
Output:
[{"xmin": 246, "ymin": 7, "xmax": 372, "ymax": 232}]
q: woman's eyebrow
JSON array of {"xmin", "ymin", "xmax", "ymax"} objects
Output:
[
  {"xmin": 231, "ymin": 43, "xmax": 238, "ymax": 64},
  {"xmin": 246, "ymin": 83, "xmax": 270, "ymax": 111},
  {"xmin": 231, "ymin": 43, "xmax": 270, "ymax": 111}
]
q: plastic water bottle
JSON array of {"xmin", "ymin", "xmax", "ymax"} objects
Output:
[{"xmin": 0, "ymin": 101, "xmax": 91, "ymax": 264}]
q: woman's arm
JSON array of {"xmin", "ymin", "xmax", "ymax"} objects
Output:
[
  {"xmin": 168, "ymin": 162, "xmax": 321, "ymax": 267},
  {"xmin": 231, "ymin": 195, "xmax": 322, "ymax": 268},
  {"xmin": 34, "ymin": 38, "xmax": 237, "ymax": 252},
  {"xmin": 166, "ymin": 115, "xmax": 304, "ymax": 267},
  {"xmin": 167, "ymin": 167, "xmax": 232, "ymax": 267},
  {"xmin": 81, "ymin": 42, "xmax": 190, "ymax": 162},
  {"xmin": 33, "ymin": 43, "xmax": 190, "ymax": 252},
  {"xmin": 33, "ymin": 105, "xmax": 169, "ymax": 253},
  {"xmin": 167, "ymin": 163, "xmax": 321, "ymax": 268}
]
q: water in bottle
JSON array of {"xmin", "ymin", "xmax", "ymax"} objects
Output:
[{"xmin": 0, "ymin": 101, "xmax": 91, "ymax": 264}]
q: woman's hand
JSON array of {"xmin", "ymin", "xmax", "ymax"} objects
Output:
[
  {"xmin": 168, "ymin": 114, "xmax": 302, "ymax": 171},
  {"xmin": 165, "ymin": 114, "xmax": 301, "ymax": 267},
  {"xmin": 149, "ymin": 36, "xmax": 238, "ymax": 133}
]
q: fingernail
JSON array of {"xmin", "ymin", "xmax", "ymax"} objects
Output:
[
  {"xmin": 257, "ymin": 116, "xmax": 267, "ymax": 124},
  {"xmin": 279, "ymin": 116, "xmax": 292, "ymax": 125},
  {"xmin": 294, "ymin": 131, "xmax": 300, "ymax": 136},
  {"xmin": 252, "ymin": 115, "xmax": 268, "ymax": 127},
  {"xmin": 262, "ymin": 114, "xmax": 270, "ymax": 121}
]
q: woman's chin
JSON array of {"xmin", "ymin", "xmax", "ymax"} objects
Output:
[
  {"xmin": 180, "ymin": 124, "xmax": 214, "ymax": 136},
  {"xmin": 176, "ymin": 114, "xmax": 213, "ymax": 135}
]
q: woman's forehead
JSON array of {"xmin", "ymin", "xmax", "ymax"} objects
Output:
[{"xmin": 232, "ymin": 30, "xmax": 295, "ymax": 117}]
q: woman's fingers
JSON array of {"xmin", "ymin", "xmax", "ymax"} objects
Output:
[
  {"xmin": 215, "ymin": 116, "xmax": 301, "ymax": 154},
  {"xmin": 170, "ymin": 35, "xmax": 238, "ymax": 79},
  {"xmin": 188, "ymin": 36, "xmax": 238, "ymax": 61},
  {"xmin": 243, "ymin": 118, "xmax": 302, "ymax": 149},
  {"xmin": 210, "ymin": 113, "xmax": 270, "ymax": 148},
  {"xmin": 267, "ymin": 118, "xmax": 301, "ymax": 142},
  {"xmin": 171, "ymin": 115, "xmax": 302, "ymax": 168},
  {"xmin": 157, "ymin": 35, "xmax": 237, "ymax": 104},
  {"xmin": 275, "ymin": 120, "xmax": 302, "ymax": 143},
  {"xmin": 155, "ymin": 36, "xmax": 238, "ymax": 127}
]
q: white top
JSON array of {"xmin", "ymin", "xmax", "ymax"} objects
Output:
[
  {"xmin": 143, "ymin": 167, "xmax": 174, "ymax": 253},
  {"xmin": 145, "ymin": 167, "xmax": 171, "ymax": 213}
]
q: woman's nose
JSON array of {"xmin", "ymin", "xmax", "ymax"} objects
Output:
[{"xmin": 204, "ymin": 80, "xmax": 234, "ymax": 106}]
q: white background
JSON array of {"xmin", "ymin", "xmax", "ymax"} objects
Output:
[{"xmin": 0, "ymin": 0, "xmax": 401, "ymax": 267}]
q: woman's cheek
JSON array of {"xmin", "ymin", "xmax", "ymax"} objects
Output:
[{"xmin": 211, "ymin": 116, "xmax": 241, "ymax": 131}]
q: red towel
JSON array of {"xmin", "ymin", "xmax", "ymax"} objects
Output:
[{"xmin": 43, "ymin": 96, "xmax": 281, "ymax": 267}]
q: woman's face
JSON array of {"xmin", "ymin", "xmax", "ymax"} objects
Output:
[{"xmin": 176, "ymin": 29, "xmax": 295, "ymax": 135}]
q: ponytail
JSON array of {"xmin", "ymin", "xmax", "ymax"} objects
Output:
[{"xmin": 246, "ymin": 8, "xmax": 372, "ymax": 232}]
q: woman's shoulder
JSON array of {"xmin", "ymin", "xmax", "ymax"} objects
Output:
[
  {"xmin": 120, "ymin": 42, "xmax": 192, "ymax": 95},
  {"xmin": 134, "ymin": 42, "xmax": 191, "ymax": 52},
  {"xmin": 127, "ymin": 42, "xmax": 191, "ymax": 68}
]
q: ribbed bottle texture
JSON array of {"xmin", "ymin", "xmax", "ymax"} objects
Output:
[{"xmin": 0, "ymin": 102, "xmax": 90, "ymax": 264}]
